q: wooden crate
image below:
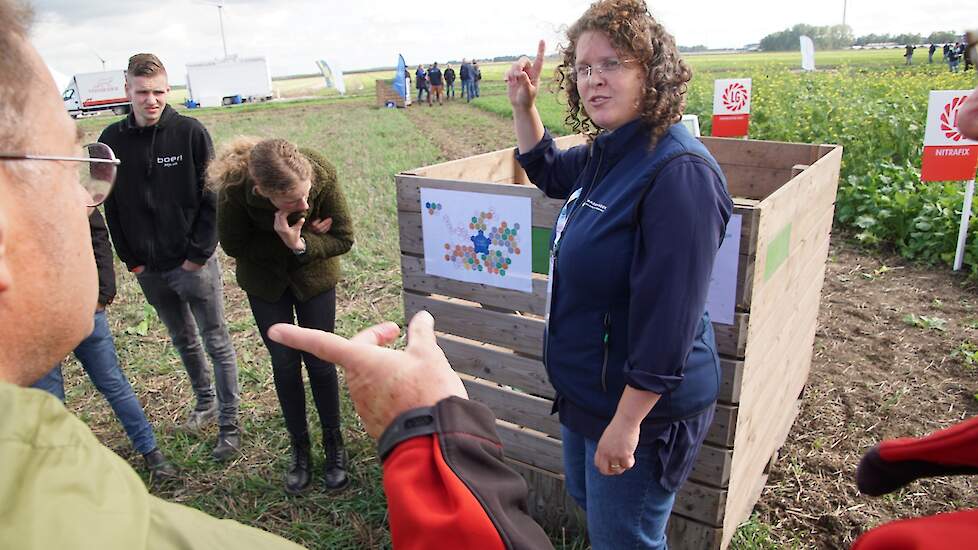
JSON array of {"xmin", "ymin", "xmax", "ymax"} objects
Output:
[
  {"xmin": 396, "ymin": 134, "xmax": 842, "ymax": 549},
  {"xmin": 376, "ymin": 79, "xmax": 406, "ymax": 108}
]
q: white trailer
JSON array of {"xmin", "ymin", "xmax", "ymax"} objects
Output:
[
  {"xmin": 62, "ymin": 70, "xmax": 130, "ymax": 118},
  {"xmin": 185, "ymin": 56, "xmax": 274, "ymax": 108}
]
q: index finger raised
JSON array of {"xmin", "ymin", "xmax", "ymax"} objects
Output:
[{"xmin": 532, "ymin": 40, "xmax": 546, "ymax": 76}]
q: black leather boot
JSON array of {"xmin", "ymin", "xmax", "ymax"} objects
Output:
[
  {"xmin": 143, "ymin": 447, "xmax": 180, "ymax": 485},
  {"xmin": 211, "ymin": 425, "xmax": 241, "ymax": 462},
  {"xmin": 323, "ymin": 428, "xmax": 350, "ymax": 491},
  {"xmin": 285, "ymin": 436, "xmax": 312, "ymax": 495}
]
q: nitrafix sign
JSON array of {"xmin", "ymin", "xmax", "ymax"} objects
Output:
[
  {"xmin": 712, "ymin": 78, "xmax": 752, "ymax": 137},
  {"xmin": 921, "ymin": 90, "xmax": 978, "ymax": 182}
]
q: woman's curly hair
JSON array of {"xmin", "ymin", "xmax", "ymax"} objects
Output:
[
  {"xmin": 207, "ymin": 137, "xmax": 311, "ymax": 196},
  {"xmin": 554, "ymin": 0, "xmax": 691, "ymax": 146}
]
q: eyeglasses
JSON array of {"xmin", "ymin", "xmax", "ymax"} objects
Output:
[
  {"xmin": 569, "ymin": 58, "xmax": 638, "ymax": 83},
  {"xmin": 0, "ymin": 142, "xmax": 120, "ymax": 207}
]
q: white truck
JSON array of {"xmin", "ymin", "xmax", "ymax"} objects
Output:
[
  {"xmin": 185, "ymin": 56, "xmax": 274, "ymax": 108},
  {"xmin": 62, "ymin": 70, "xmax": 130, "ymax": 118}
]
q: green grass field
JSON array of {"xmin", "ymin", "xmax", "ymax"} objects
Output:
[{"xmin": 64, "ymin": 48, "xmax": 978, "ymax": 549}]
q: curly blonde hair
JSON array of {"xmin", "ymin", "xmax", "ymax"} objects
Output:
[
  {"xmin": 554, "ymin": 0, "xmax": 691, "ymax": 146},
  {"xmin": 207, "ymin": 137, "xmax": 312, "ymax": 195}
]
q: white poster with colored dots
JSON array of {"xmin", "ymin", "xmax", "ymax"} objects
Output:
[{"xmin": 420, "ymin": 188, "xmax": 533, "ymax": 293}]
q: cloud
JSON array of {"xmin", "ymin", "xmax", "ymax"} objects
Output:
[{"xmin": 32, "ymin": 0, "xmax": 972, "ymax": 84}]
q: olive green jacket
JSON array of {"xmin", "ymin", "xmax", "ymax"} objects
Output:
[
  {"xmin": 217, "ymin": 149, "xmax": 354, "ymax": 303},
  {"xmin": 0, "ymin": 382, "xmax": 304, "ymax": 549}
]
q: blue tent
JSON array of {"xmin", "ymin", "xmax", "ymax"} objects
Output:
[{"xmin": 392, "ymin": 54, "xmax": 407, "ymax": 99}]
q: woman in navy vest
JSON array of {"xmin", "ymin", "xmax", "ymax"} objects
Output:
[{"xmin": 505, "ymin": 1, "xmax": 732, "ymax": 548}]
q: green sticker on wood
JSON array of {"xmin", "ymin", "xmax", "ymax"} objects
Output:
[
  {"xmin": 764, "ymin": 223, "xmax": 792, "ymax": 281},
  {"xmin": 532, "ymin": 227, "xmax": 552, "ymax": 274}
]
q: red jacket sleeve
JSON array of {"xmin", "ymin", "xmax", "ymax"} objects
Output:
[{"xmin": 381, "ymin": 397, "xmax": 553, "ymax": 550}]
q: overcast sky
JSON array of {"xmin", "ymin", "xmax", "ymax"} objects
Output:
[{"xmin": 33, "ymin": 0, "xmax": 970, "ymax": 85}]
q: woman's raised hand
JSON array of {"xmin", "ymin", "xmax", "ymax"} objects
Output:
[{"xmin": 506, "ymin": 40, "xmax": 546, "ymax": 111}]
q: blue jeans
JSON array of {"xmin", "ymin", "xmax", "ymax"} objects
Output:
[
  {"xmin": 562, "ymin": 425, "xmax": 676, "ymax": 550},
  {"xmin": 463, "ymin": 80, "xmax": 475, "ymax": 102},
  {"xmin": 31, "ymin": 310, "xmax": 158, "ymax": 455},
  {"xmin": 446, "ymin": 82, "xmax": 455, "ymax": 98},
  {"xmin": 135, "ymin": 256, "xmax": 240, "ymax": 426}
]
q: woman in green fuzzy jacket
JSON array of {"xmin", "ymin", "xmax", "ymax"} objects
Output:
[{"xmin": 209, "ymin": 137, "xmax": 354, "ymax": 494}]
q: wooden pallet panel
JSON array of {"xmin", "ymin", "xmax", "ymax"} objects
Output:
[
  {"xmin": 461, "ymin": 373, "xmax": 560, "ymax": 438},
  {"xmin": 668, "ymin": 514, "xmax": 725, "ymax": 550},
  {"xmin": 496, "ymin": 420, "xmax": 564, "ymax": 473},
  {"xmin": 404, "ymin": 292, "xmax": 544, "ymax": 358},
  {"xmin": 713, "ymin": 313, "xmax": 749, "ymax": 359},
  {"xmin": 438, "ymin": 333, "xmax": 553, "ymax": 398},
  {"xmin": 507, "ymin": 460, "xmax": 587, "ymax": 538},
  {"xmin": 674, "ymin": 480, "xmax": 727, "ymax": 526}
]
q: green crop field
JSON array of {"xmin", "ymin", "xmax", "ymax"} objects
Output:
[{"xmin": 65, "ymin": 48, "xmax": 978, "ymax": 550}]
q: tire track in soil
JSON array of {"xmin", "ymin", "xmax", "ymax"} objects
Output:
[{"xmin": 402, "ymin": 100, "xmax": 516, "ymax": 162}]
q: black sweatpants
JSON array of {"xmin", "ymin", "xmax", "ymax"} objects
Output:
[{"xmin": 249, "ymin": 287, "xmax": 340, "ymax": 443}]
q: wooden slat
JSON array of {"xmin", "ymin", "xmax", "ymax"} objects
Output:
[
  {"xmin": 719, "ymin": 164, "xmax": 795, "ymax": 201},
  {"xmin": 407, "ymin": 146, "xmax": 522, "ymax": 183},
  {"xmin": 689, "ymin": 443, "xmax": 734, "ymax": 488},
  {"xmin": 507, "ymin": 460, "xmax": 587, "ymax": 537},
  {"xmin": 719, "ymin": 358, "xmax": 744, "ymax": 405},
  {"xmin": 401, "ymin": 254, "xmax": 548, "ymax": 315},
  {"xmin": 674, "ymin": 480, "xmax": 727, "ymax": 526},
  {"xmin": 712, "ymin": 313, "xmax": 749, "ymax": 359},
  {"xmin": 438, "ymin": 333, "xmax": 553, "ymax": 398},
  {"xmin": 405, "ymin": 293, "xmax": 544, "ymax": 357},
  {"xmin": 667, "ymin": 514, "xmax": 724, "ymax": 550},
  {"xmin": 702, "ymin": 137, "xmax": 821, "ymax": 172},
  {"xmin": 706, "ymin": 403, "xmax": 738, "ymax": 448},
  {"xmin": 461, "ymin": 373, "xmax": 560, "ymax": 437},
  {"xmin": 496, "ymin": 420, "xmax": 564, "ymax": 473}
]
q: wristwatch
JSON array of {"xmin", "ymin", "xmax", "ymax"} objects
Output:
[{"xmin": 293, "ymin": 237, "xmax": 307, "ymax": 256}]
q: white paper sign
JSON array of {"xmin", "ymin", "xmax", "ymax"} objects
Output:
[
  {"xmin": 707, "ymin": 214, "xmax": 742, "ymax": 325},
  {"xmin": 924, "ymin": 90, "xmax": 978, "ymax": 147},
  {"xmin": 421, "ymin": 188, "xmax": 533, "ymax": 293},
  {"xmin": 713, "ymin": 79, "xmax": 752, "ymax": 115}
]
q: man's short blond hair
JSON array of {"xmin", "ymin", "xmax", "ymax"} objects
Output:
[{"xmin": 127, "ymin": 53, "xmax": 167, "ymax": 78}]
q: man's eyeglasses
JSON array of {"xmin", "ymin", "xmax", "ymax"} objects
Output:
[
  {"xmin": 569, "ymin": 58, "xmax": 638, "ymax": 83},
  {"xmin": 0, "ymin": 142, "xmax": 120, "ymax": 207}
]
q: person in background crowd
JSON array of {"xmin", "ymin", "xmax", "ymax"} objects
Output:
[
  {"xmin": 904, "ymin": 43, "xmax": 915, "ymax": 65},
  {"xmin": 415, "ymin": 64, "xmax": 429, "ymax": 104},
  {"xmin": 472, "ymin": 60, "xmax": 482, "ymax": 98},
  {"xmin": 427, "ymin": 62, "xmax": 444, "ymax": 106},
  {"xmin": 505, "ymin": 0, "xmax": 732, "ymax": 547},
  {"xmin": 962, "ymin": 34, "xmax": 974, "ymax": 72},
  {"xmin": 209, "ymin": 137, "xmax": 355, "ymax": 494},
  {"xmin": 928, "ymin": 43, "xmax": 937, "ymax": 63},
  {"xmin": 460, "ymin": 57, "xmax": 472, "ymax": 101},
  {"xmin": 30, "ymin": 208, "xmax": 179, "ymax": 484},
  {"xmin": 948, "ymin": 42, "xmax": 961, "ymax": 72},
  {"xmin": 444, "ymin": 63, "xmax": 456, "ymax": 100},
  {"xmin": 99, "ymin": 52, "xmax": 242, "ymax": 461}
]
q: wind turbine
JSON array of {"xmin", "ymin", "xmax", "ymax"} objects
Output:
[
  {"xmin": 198, "ymin": 0, "xmax": 229, "ymax": 59},
  {"xmin": 93, "ymin": 49, "xmax": 106, "ymax": 71}
]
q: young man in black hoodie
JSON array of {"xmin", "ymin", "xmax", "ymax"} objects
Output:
[{"xmin": 99, "ymin": 53, "xmax": 241, "ymax": 461}]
